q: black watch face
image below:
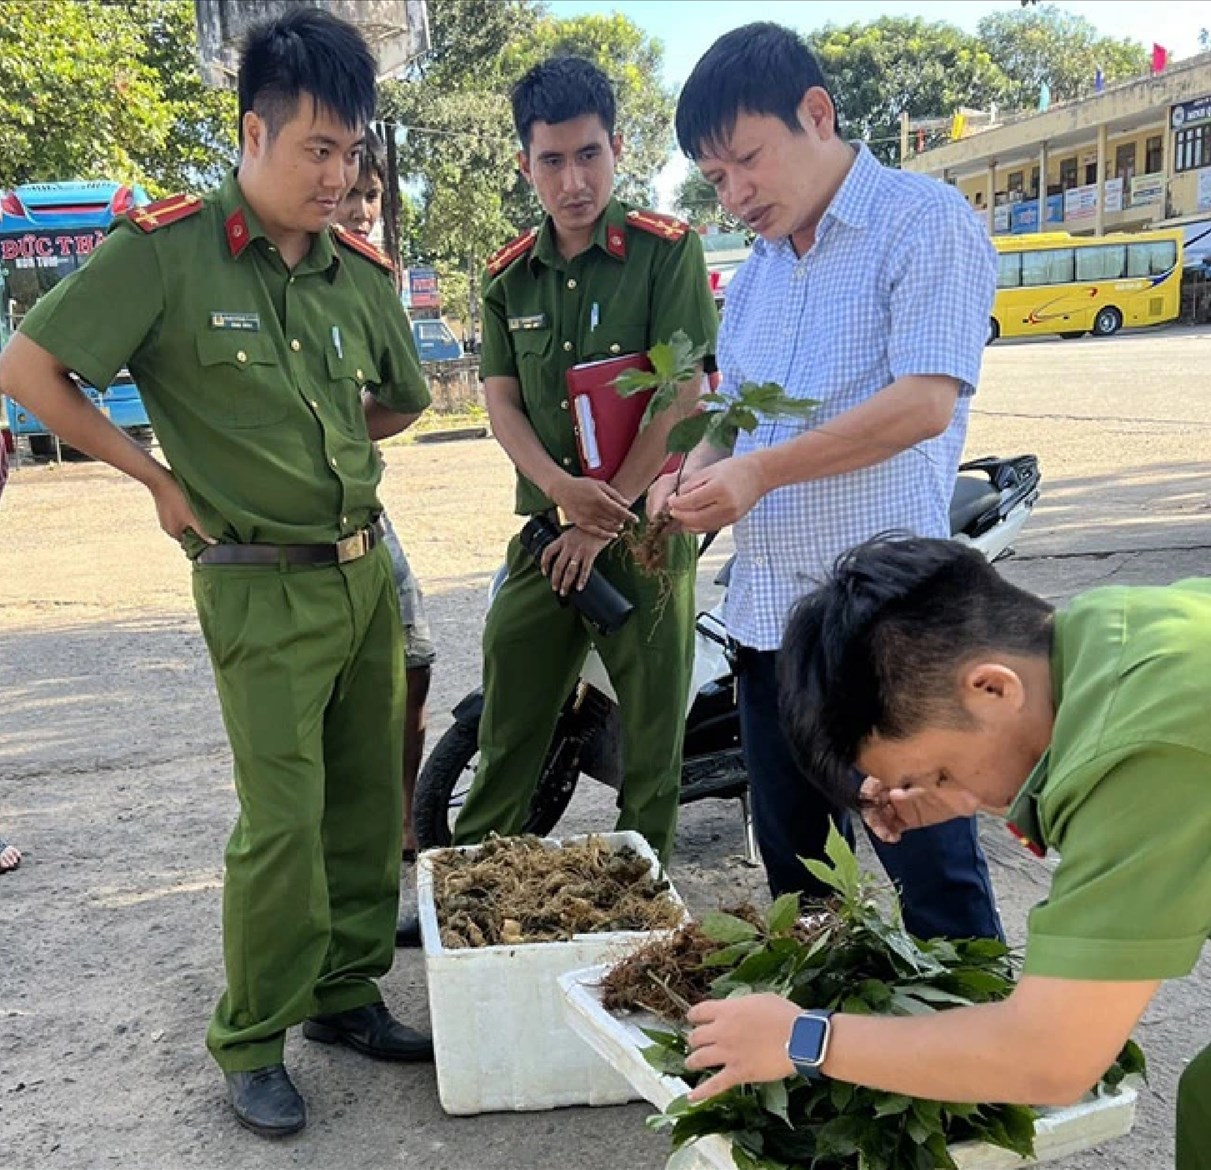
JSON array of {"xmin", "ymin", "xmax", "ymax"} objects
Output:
[{"xmin": 789, "ymin": 1013, "xmax": 829, "ymax": 1065}]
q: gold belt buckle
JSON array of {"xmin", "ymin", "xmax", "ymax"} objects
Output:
[{"xmin": 336, "ymin": 530, "xmax": 369, "ymax": 563}]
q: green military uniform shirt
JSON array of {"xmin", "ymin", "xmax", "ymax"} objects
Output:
[
  {"xmin": 480, "ymin": 198, "xmax": 718, "ymax": 515},
  {"xmin": 1008, "ymin": 579, "xmax": 1211, "ymax": 981},
  {"xmin": 19, "ymin": 173, "xmax": 430, "ymax": 547}
]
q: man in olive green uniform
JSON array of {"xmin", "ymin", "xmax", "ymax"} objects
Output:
[
  {"xmin": 0, "ymin": 9, "xmax": 431, "ymax": 1139},
  {"xmin": 452, "ymin": 56, "xmax": 717, "ymax": 864},
  {"xmin": 682, "ymin": 535, "xmax": 1211, "ymax": 1169}
]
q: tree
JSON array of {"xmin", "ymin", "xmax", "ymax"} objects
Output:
[
  {"xmin": 674, "ymin": 172, "xmax": 743, "ymax": 232},
  {"xmin": 0, "ymin": 0, "xmax": 169, "ymax": 185},
  {"xmin": 499, "ymin": 12, "xmax": 675, "ymax": 209},
  {"xmin": 976, "ymin": 4, "xmax": 1147, "ymax": 107},
  {"xmin": 806, "ymin": 18, "xmax": 1013, "ymax": 165},
  {"xmin": 0, "ymin": 0, "xmax": 235, "ymax": 194}
]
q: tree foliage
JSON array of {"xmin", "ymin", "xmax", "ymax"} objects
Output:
[
  {"xmin": 806, "ymin": 18, "xmax": 1013, "ymax": 166},
  {"xmin": 674, "ymin": 172, "xmax": 743, "ymax": 232},
  {"xmin": 0, "ymin": 0, "xmax": 234, "ymax": 194},
  {"xmin": 976, "ymin": 4, "xmax": 1148, "ymax": 108}
]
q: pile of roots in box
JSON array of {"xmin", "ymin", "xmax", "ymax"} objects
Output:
[
  {"xmin": 599, "ymin": 904, "xmax": 839, "ymax": 1023},
  {"xmin": 430, "ymin": 834, "xmax": 684, "ymax": 949}
]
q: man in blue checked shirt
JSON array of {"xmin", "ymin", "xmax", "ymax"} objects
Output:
[{"xmin": 652, "ymin": 22, "xmax": 1001, "ymax": 942}]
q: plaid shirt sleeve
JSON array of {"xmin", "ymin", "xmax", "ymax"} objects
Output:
[{"xmin": 885, "ymin": 191, "xmax": 996, "ymax": 396}]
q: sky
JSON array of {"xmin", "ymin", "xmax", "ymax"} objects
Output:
[{"xmin": 545, "ymin": 0, "xmax": 1210, "ymax": 207}]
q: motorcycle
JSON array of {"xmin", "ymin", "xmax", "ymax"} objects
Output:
[{"xmin": 412, "ymin": 454, "xmax": 1042, "ymax": 858}]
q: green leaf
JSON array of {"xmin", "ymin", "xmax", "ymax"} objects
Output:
[
  {"xmin": 641, "ymin": 382, "xmax": 683, "ymax": 429},
  {"xmin": 757, "ymin": 1079, "xmax": 791, "ymax": 1125},
  {"xmin": 822, "ymin": 822, "xmax": 862, "ymax": 897},
  {"xmin": 872, "ymin": 1093, "xmax": 913, "ymax": 1117},
  {"xmin": 700, "ymin": 910, "xmax": 761, "ymax": 945},
  {"xmin": 666, "ymin": 411, "xmax": 714, "ymax": 454},
  {"xmin": 702, "ymin": 940, "xmax": 760, "ymax": 968},
  {"xmin": 613, "ymin": 367, "xmax": 662, "ymax": 397},
  {"xmin": 642, "ymin": 1042, "xmax": 689, "ymax": 1077},
  {"xmin": 766, "ymin": 893, "xmax": 801, "ymax": 936}
]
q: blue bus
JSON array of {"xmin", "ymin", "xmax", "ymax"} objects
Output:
[{"xmin": 0, "ymin": 180, "xmax": 153, "ymax": 456}]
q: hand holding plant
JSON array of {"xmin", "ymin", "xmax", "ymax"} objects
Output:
[{"xmin": 613, "ymin": 330, "xmax": 818, "ymax": 570}]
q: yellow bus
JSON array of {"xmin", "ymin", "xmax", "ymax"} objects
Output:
[{"xmin": 990, "ymin": 229, "xmax": 1184, "ymax": 342}]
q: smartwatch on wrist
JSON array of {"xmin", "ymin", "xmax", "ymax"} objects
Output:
[{"xmin": 786, "ymin": 1010, "xmax": 835, "ymax": 1080}]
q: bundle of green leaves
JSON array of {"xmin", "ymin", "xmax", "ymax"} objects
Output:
[
  {"xmin": 612, "ymin": 330, "xmax": 819, "ymax": 461},
  {"xmin": 633, "ymin": 826, "xmax": 1145, "ymax": 1170}
]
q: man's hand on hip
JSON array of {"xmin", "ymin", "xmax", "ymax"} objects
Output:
[
  {"xmin": 668, "ymin": 455, "xmax": 767, "ymax": 532},
  {"xmin": 150, "ymin": 476, "xmax": 216, "ymax": 547}
]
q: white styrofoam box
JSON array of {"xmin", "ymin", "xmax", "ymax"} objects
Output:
[
  {"xmin": 417, "ymin": 831, "xmax": 687, "ymax": 1116},
  {"xmin": 560, "ymin": 965, "xmax": 1138, "ymax": 1170}
]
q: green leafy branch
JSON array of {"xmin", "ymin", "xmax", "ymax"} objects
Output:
[
  {"xmin": 612, "ymin": 329, "xmax": 819, "ymax": 460},
  {"xmin": 635, "ymin": 824, "xmax": 1146, "ymax": 1170}
]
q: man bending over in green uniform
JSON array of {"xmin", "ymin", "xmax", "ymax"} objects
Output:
[
  {"xmin": 449, "ymin": 59, "xmax": 717, "ymax": 861},
  {"xmin": 682, "ymin": 535, "xmax": 1211, "ymax": 1169},
  {"xmin": 0, "ymin": 8, "xmax": 433, "ymax": 1140}
]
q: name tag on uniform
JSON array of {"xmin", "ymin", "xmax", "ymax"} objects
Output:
[
  {"xmin": 209, "ymin": 311, "xmax": 261, "ymax": 332},
  {"xmin": 508, "ymin": 313, "xmax": 547, "ymax": 332}
]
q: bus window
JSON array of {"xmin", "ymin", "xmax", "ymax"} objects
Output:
[
  {"xmin": 1076, "ymin": 244, "xmax": 1126, "ymax": 281},
  {"xmin": 1127, "ymin": 240, "xmax": 1177, "ymax": 277},
  {"xmin": 997, "ymin": 252, "xmax": 1021, "ymax": 288},
  {"xmin": 1021, "ymin": 247, "xmax": 1074, "ymax": 287}
]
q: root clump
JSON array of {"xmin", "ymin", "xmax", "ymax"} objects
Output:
[{"xmin": 431, "ymin": 834, "xmax": 684, "ymax": 949}]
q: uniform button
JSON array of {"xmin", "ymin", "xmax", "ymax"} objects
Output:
[
  {"xmin": 562, "ymin": 456, "xmax": 573, "ymax": 466},
  {"xmin": 563, "ymin": 341, "xmax": 573, "ymax": 352},
  {"xmin": 560, "ymin": 400, "xmax": 569, "ymax": 410},
  {"xmin": 341, "ymin": 515, "xmax": 348, "ymax": 526},
  {"xmin": 310, "ymin": 399, "xmax": 319, "ymax": 409},
  {"xmin": 567, "ymin": 278, "xmax": 577, "ymax": 289},
  {"xmin": 609, "ymin": 343, "xmax": 621, "ymax": 354},
  {"xmin": 236, "ymin": 350, "xmax": 247, "ymax": 363},
  {"xmin": 330, "ymin": 457, "xmax": 338, "ymax": 468},
  {"xmin": 291, "ymin": 338, "xmax": 301, "ymax": 352},
  {"xmin": 288, "ymin": 275, "xmax": 295, "ymax": 284},
  {"xmin": 356, "ymin": 368, "xmax": 364, "ymax": 380}
]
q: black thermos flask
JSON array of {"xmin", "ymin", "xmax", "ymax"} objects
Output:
[{"xmin": 519, "ymin": 513, "xmax": 635, "ymax": 635}]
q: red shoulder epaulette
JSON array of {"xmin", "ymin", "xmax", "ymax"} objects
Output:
[
  {"xmin": 626, "ymin": 208, "xmax": 690, "ymax": 242},
  {"xmin": 126, "ymin": 193, "xmax": 203, "ymax": 233},
  {"xmin": 331, "ymin": 223, "xmax": 395, "ymax": 275},
  {"xmin": 486, "ymin": 227, "xmax": 538, "ymax": 277}
]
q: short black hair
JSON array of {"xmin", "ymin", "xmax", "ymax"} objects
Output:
[
  {"xmin": 675, "ymin": 22, "xmax": 840, "ymax": 160},
  {"xmin": 777, "ymin": 536, "xmax": 1054, "ymax": 811},
  {"xmin": 511, "ymin": 56, "xmax": 616, "ymax": 151},
  {"xmin": 238, "ymin": 7, "xmax": 377, "ymax": 143},
  {"xmin": 359, "ymin": 124, "xmax": 387, "ymax": 186}
]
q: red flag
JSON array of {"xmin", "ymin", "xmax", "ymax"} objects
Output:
[{"xmin": 1152, "ymin": 43, "xmax": 1169, "ymax": 73}]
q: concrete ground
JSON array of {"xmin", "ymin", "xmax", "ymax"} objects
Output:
[{"xmin": 2, "ymin": 324, "xmax": 1210, "ymax": 1169}]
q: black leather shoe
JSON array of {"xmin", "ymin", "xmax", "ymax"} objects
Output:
[
  {"xmin": 225, "ymin": 1064, "xmax": 306, "ymax": 1138},
  {"xmin": 395, "ymin": 912, "xmax": 422, "ymax": 948},
  {"xmin": 303, "ymin": 1002, "xmax": 433, "ymax": 1062}
]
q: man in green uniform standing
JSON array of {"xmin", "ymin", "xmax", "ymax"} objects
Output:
[
  {"xmin": 0, "ymin": 9, "xmax": 432, "ymax": 1139},
  {"xmin": 680, "ymin": 535, "xmax": 1211, "ymax": 1168},
  {"xmin": 452, "ymin": 56, "xmax": 717, "ymax": 866}
]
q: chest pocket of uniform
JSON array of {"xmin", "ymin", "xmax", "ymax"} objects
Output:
[
  {"xmin": 510, "ymin": 326, "xmax": 551, "ymax": 368},
  {"xmin": 195, "ymin": 333, "xmax": 289, "ymax": 429},
  {"xmin": 324, "ymin": 348, "xmax": 382, "ymax": 435},
  {"xmin": 584, "ymin": 321, "xmax": 647, "ymax": 364}
]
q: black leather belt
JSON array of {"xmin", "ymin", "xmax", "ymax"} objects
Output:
[{"xmin": 196, "ymin": 523, "xmax": 382, "ymax": 567}]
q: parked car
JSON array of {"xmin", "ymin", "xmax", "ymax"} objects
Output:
[{"xmin": 411, "ymin": 318, "xmax": 463, "ymax": 363}]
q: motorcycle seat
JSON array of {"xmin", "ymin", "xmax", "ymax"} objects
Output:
[{"xmin": 950, "ymin": 475, "xmax": 1001, "ymax": 535}]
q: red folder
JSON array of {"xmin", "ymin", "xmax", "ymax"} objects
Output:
[{"xmin": 565, "ymin": 353, "xmax": 681, "ymax": 482}]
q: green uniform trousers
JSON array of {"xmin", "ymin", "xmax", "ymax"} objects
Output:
[
  {"xmin": 192, "ymin": 543, "xmax": 405, "ymax": 1072},
  {"xmin": 453, "ymin": 527, "xmax": 696, "ymax": 863},
  {"xmin": 1178, "ymin": 1041, "xmax": 1211, "ymax": 1169}
]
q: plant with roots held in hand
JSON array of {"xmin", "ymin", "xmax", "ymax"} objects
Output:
[{"xmin": 613, "ymin": 330, "xmax": 818, "ymax": 570}]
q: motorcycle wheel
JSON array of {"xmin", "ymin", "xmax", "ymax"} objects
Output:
[{"xmin": 413, "ymin": 716, "xmax": 582, "ymax": 849}]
